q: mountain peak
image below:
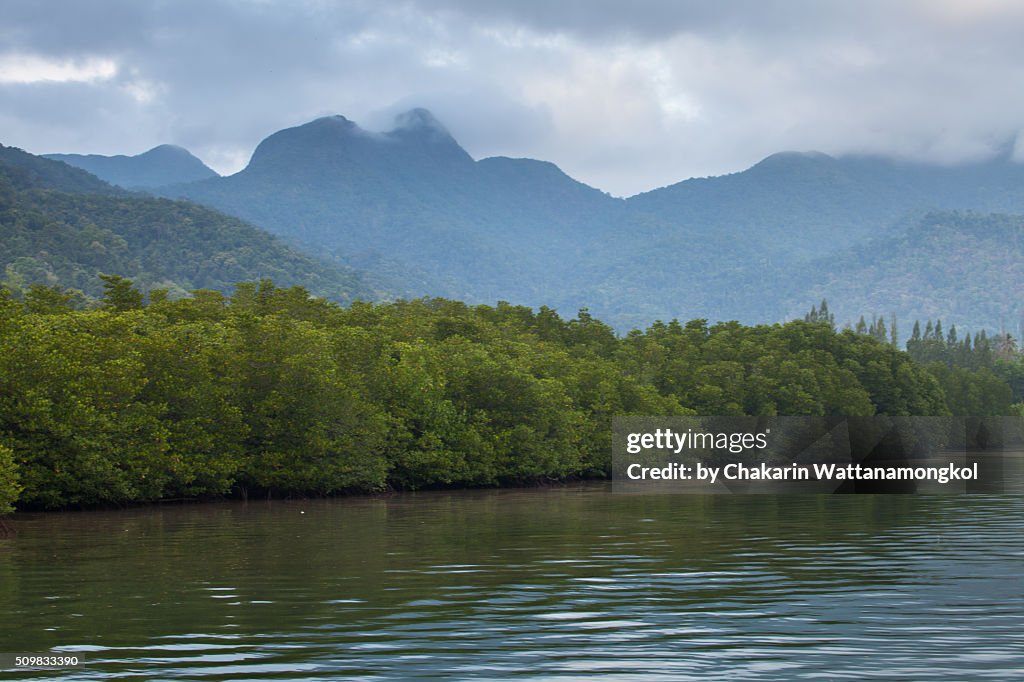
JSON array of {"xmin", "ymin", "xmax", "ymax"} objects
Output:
[
  {"xmin": 389, "ymin": 108, "xmax": 453, "ymax": 142},
  {"xmin": 43, "ymin": 144, "xmax": 217, "ymax": 189},
  {"xmin": 240, "ymin": 108, "xmax": 472, "ymax": 178},
  {"xmin": 310, "ymin": 114, "xmax": 358, "ymax": 130},
  {"xmin": 138, "ymin": 144, "xmax": 212, "ymax": 166},
  {"xmin": 144, "ymin": 144, "xmax": 194, "ymax": 157},
  {"xmin": 753, "ymin": 150, "xmax": 834, "ymax": 169}
]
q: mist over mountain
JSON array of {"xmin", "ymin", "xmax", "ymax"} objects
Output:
[
  {"xmin": 119, "ymin": 109, "xmax": 1024, "ymax": 332},
  {"xmin": 0, "ymin": 145, "xmax": 380, "ymax": 304},
  {"xmin": 45, "ymin": 145, "xmax": 219, "ymax": 190}
]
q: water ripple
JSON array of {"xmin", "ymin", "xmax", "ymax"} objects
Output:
[{"xmin": 1, "ymin": 489, "xmax": 1022, "ymax": 679}]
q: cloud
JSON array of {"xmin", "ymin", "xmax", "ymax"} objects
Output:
[
  {"xmin": 0, "ymin": 54, "xmax": 118, "ymax": 84},
  {"xmin": 3, "ymin": 0, "xmax": 1024, "ymax": 195}
]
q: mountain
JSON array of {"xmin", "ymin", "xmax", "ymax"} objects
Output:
[
  {"xmin": 45, "ymin": 144, "xmax": 218, "ymax": 189},
  {"xmin": 1, "ymin": 144, "xmax": 121, "ymax": 195},
  {"xmin": 601, "ymin": 153, "xmax": 1024, "ymax": 327},
  {"xmin": 157, "ymin": 110, "xmax": 628, "ymax": 305},
  {"xmin": 138, "ymin": 110, "xmax": 1024, "ymax": 331},
  {"xmin": 777, "ymin": 211, "xmax": 1024, "ymax": 335},
  {"xmin": 628, "ymin": 151, "xmax": 1024, "ymax": 259},
  {"xmin": 0, "ymin": 144, "xmax": 380, "ymax": 303}
]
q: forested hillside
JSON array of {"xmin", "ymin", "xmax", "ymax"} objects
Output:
[
  {"xmin": 156, "ymin": 111, "xmax": 629, "ymax": 304},
  {"xmin": 780, "ymin": 212, "xmax": 1024, "ymax": 333},
  {"xmin": 144, "ymin": 110, "xmax": 1024, "ymax": 332},
  {"xmin": 7, "ymin": 132, "xmax": 1021, "ymax": 514},
  {"xmin": 1, "ymin": 144, "xmax": 121, "ymax": 195},
  {"xmin": 0, "ymin": 145, "xmax": 381, "ymax": 303},
  {"xmin": 629, "ymin": 151, "xmax": 1024, "ymax": 260}
]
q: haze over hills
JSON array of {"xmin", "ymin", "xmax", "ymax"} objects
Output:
[
  {"xmin": 776, "ymin": 211, "xmax": 1024, "ymax": 335},
  {"xmin": 140, "ymin": 108, "xmax": 1024, "ymax": 332},
  {"xmin": 629, "ymin": 150, "xmax": 1024, "ymax": 260},
  {"xmin": 45, "ymin": 145, "xmax": 218, "ymax": 190},
  {"xmin": 0, "ymin": 144, "xmax": 380, "ymax": 303},
  {"xmin": 156, "ymin": 109, "xmax": 631, "ymax": 304},
  {"xmin": 36, "ymin": 108, "xmax": 1024, "ymax": 333}
]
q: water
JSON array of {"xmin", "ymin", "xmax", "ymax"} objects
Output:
[{"xmin": 1, "ymin": 486, "xmax": 1023, "ymax": 679}]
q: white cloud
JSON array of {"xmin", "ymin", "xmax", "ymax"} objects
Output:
[
  {"xmin": 0, "ymin": 53, "xmax": 117, "ymax": 84},
  {"xmin": 121, "ymin": 77, "xmax": 163, "ymax": 104}
]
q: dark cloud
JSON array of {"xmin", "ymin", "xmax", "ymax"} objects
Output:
[
  {"xmin": 395, "ymin": 0, "xmax": 867, "ymax": 41},
  {"xmin": 3, "ymin": 0, "xmax": 1024, "ymax": 195}
]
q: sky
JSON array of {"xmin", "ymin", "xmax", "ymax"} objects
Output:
[{"xmin": 3, "ymin": 0, "xmax": 1024, "ymax": 197}]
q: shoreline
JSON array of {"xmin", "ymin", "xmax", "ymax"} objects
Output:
[{"xmin": 0, "ymin": 475, "xmax": 612, "ymax": 519}]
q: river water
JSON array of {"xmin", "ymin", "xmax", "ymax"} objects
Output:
[{"xmin": 1, "ymin": 485, "xmax": 1023, "ymax": 680}]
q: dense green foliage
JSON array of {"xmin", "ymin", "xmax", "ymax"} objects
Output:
[
  {"xmin": 5, "ymin": 129, "xmax": 1022, "ymax": 511},
  {"xmin": 809, "ymin": 301, "xmax": 1021, "ymax": 416},
  {"xmin": 0, "ymin": 444, "xmax": 19, "ymax": 513},
  {"xmin": 1, "ymin": 278, "xmax": 1011, "ymax": 511},
  {"xmin": 0, "ymin": 144, "xmax": 119, "ymax": 195},
  {"xmin": 905, "ymin": 318, "xmax": 1022, "ymax": 414},
  {"xmin": 0, "ymin": 145, "xmax": 381, "ymax": 304}
]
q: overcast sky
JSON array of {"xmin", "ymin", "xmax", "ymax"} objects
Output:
[{"xmin": 3, "ymin": 0, "xmax": 1024, "ymax": 196}]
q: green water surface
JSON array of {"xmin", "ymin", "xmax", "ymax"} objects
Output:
[{"xmin": 1, "ymin": 484, "xmax": 1022, "ymax": 679}]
